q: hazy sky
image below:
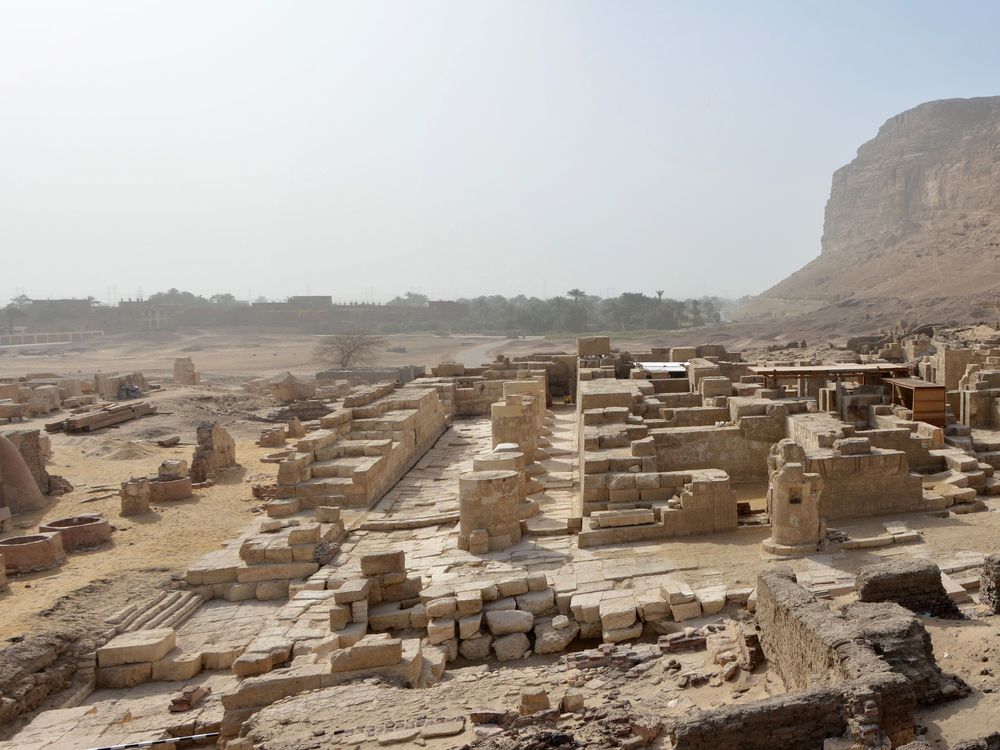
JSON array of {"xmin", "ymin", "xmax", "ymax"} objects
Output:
[{"xmin": 2, "ymin": 1, "xmax": 999, "ymax": 305}]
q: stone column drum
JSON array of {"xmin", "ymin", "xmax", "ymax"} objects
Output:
[
  {"xmin": 472, "ymin": 450, "xmax": 526, "ymax": 500},
  {"xmin": 491, "ymin": 395, "xmax": 537, "ymax": 463},
  {"xmin": 502, "ymin": 379, "xmax": 547, "ymax": 430},
  {"xmin": 458, "ymin": 470, "xmax": 522, "ymax": 553}
]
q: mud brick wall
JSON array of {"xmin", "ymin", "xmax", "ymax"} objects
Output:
[
  {"xmin": 952, "ymin": 733, "xmax": 1000, "ymax": 750},
  {"xmin": 0, "ymin": 633, "xmax": 79, "ymax": 727},
  {"xmin": 844, "ymin": 601, "xmax": 962, "ymax": 707},
  {"xmin": 755, "ymin": 567, "xmax": 892, "ymax": 690},
  {"xmin": 668, "ymin": 687, "xmax": 846, "ymax": 750},
  {"xmin": 2, "ymin": 429, "xmax": 51, "ymax": 493},
  {"xmin": 981, "ymin": 555, "xmax": 1000, "ymax": 614},
  {"xmin": 855, "ymin": 560, "xmax": 963, "ymax": 619}
]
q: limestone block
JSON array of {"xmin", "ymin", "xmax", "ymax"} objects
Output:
[
  {"xmin": 670, "ymin": 600, "xmax": 702, "ymax": 621},
  {"xmin": 120, "ymin": 477, "xmax": 151, "ymax": 516},
  {"xmin": 256, "ymin": 580, "xmax": 290, "ymax": 600},
  {"xmin": 562, "ymin": 690, "xmax": 585, "ymax": 712},
  {"xmin": 485, "ymin": 609, "xmax": 534, "ymax": 635},
  {"xmin": 351, "ymin": 599, "xmax": 368, "ymax": 623},
  {"xmin": 519, "ymin": 687, "xmax": 550, "ymax": 715},
  {"xmin": 637, "ymin": 591, "xmax": 669, "ymax": 621},
  {"xmin": 515, "ymin": 589, "xmax": 555, "ymax": 615},
  {"xmin": 526, "ymin": 572, "xmax": 548, "ymax": 591},
  {"xmin": 409, "ymin": 603, "xmax": 429, "ymax": 629},
  {"xmin": 482, "ymin": 596, "xmax": 516, "ymax": 612},
  {"xmin": 426, "ymin": 596, "xmax": 458, "ymax": 618},
  {"xmin": 337, "ymin": 622, "xmax": 368, "ymax": 647},
  {"xmin": 369, "ymin": 602, "xmax": 410, "ymax": 631},
  {"xmin": 233, "ymin": 636, "xmax": 294, "ymax": 677},
  {"xmin": 330, "ymin": 603, "xmax": 352, "ymax": 631},
  {"xmin": 427, "ymin": 618, "xmax": 456, "ymax": 645},
  {"xmin": 159, "ymin": 459, "xmax": 189, "ymax": 480},
  {"xmin": 459, "ymin": 634, "xmax": 493, "ymax": 660},
  {"xmin": 151, "ymin": 651, "xmax": 202, "ymax": 681},
  {"xmin": 534, "ymin": 617, "xmax": 579, "ymax": 654},
  {"xmin": 468, "ymin": 529, "xmax": 489, "ymax": 554},
  {"xmin": 97, "ymin": 628, "xmax": 176, "ymax": 667},
  {"xmin": 383, "ymin": 576, "xmax": 422, "ymax": 602},
  {"xmin": 422, "ymin": 646, "xmax": 448, "ymax": 681},
  {"xmin": 458, "ymin": 613, "xmax": 483, "ymax": 639},
  {"xmin": 661, "ymin": 579, "xmax": 696, "ymax": 604},
  {"xmin": 603, "ymin": 621, "xmax": 643, "ymax": 643},
  {"xmin": 578, "ymin": 337, "xmax": 611, "ymax": 357},
  {"xmin": 456, "ymin": 589, "xmax": 483, "ymax": 616},
  {"xmin": 591, "ymin": 509, "xmax": 655, "ymax": 528},
  {"xmin": 316, "ymin": 506, "xmax": 342, "ymax": 523},
  {"xmin": 329, "ymin": 634, "xmax": 402, "ymax": 672},
  {"xmin": 497, "ymin": 576, "xmax": 529, "ymax": 597},
  {"xmin": 569, "ymin": 591, "xmax": 603, "ymax": 624},
  {"xmin": 96, "ymin": 662, "xmax": 152, "ymax": 689},
  {"xmin": 493, "ymin": 632, "xmax": 530, "ymax": 661},
  {"xmin": 201, "ymin": 644, "xmax": 244, "ymax": 670},
  {"xmin": 599, "ymin": 598, "xmax": 637, "ymax": 630},
  {"xmin": 361, "ymin": 550, "xmax": 406, "ymax": 575},
  {"xmin": 236, "ymin": 562, "xmax": 319, "ymax": 583},
  {"xmin": 333, "ymin": 578, "xmax": 371, "ymax": 604},
  {"xmin": 695, "ymin": 585, "xmax": 727, "ymax": 615}
]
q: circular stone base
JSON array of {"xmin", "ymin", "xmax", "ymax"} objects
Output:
[
  {"xmin": 761, "ymin": 537, "xmax": 820, "ymax": 557},
  {"xmin": 0, "ymin": 532, "xmax": 66, "ymax": 573},
  {"xmin": 150, "ymin": 477, "xmax": 194, "ymax": 502},
  {"xmin": 39, "ymin": 515, "xmax": 112, "ymax": 551}
]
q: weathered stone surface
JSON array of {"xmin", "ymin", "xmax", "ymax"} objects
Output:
[
  {"xmin": 856, "ymin": 560, "xmax": 963, "ymax": 619},
  {"xmin": 599, "ymin": 597, "xmax": 637, "ymax": 630},
  {"xmin": 534, "ymin": 617, "xmax": 579, "ymax": 654},
  {"xmin": 515, "ymin": 589, "xmax": 555, "ymax": 616},
  {"xmin": 484, "ymin": 609, "xmax": 533, "ymax": 635},
  {"xmin": 459, "ymin": 634, "xmax": 493, "ymax": 660},
  {"xmin": 329, "ymin": 634, "xmax": 402, "ymax": 672},
  {"xmin": 519, "ymin": 687, "xmax": 550, "ymax": 715},
  {"xmin": 97, "ymin": 628, "xmax": 176, "ymax": 667},
  {"xmin": 492, "ymin": 632, "xmax": 530, "ymax": 661}
]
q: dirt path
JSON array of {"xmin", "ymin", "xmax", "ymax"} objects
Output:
[{"xmin": 453, "ymin": 337, "xmax": 507, "ymax": 368}]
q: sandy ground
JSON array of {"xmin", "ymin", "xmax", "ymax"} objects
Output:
[
  {"xmin": 0, "ymin": 433, "xmax": 277, "ymax": 641},
  {"xmin": 0, "ymin": 330, "xmax": 513, "ymax": 382}
]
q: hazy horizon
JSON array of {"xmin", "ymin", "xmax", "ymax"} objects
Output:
[{"xmin": 3, "ymin": 1, "xmax": 999, "ymax": 306}]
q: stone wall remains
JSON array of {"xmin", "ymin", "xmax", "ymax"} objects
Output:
[{"xmin": 855, "ymin": 560, "xmax": 963, "ymax": 619}]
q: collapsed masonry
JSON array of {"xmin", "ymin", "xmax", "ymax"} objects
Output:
[
  {"xmin": 190, "ymin": 421, "xmax": 238, "ymax": 483},
  {"xmin": 667, "ymin": 568, "xmax": 966, "ymax": 750}
]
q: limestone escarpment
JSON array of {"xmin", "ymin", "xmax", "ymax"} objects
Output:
[{"xmin": 739, "ymin": 96, "xmax": 1000, "ymax": 332}]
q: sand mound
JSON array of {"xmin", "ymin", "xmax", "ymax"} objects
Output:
[{"xmin": 80, "ymin": 438, "xmax": 157, "ymax": 460}]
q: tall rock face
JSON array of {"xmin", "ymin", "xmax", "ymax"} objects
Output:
[{"xmin": 738, "ymin": 97, "xmax": 1000, "ymax": 333}]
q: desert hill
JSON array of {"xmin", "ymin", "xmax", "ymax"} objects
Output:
[{"xmin": 736, "ymin": 96, "xmax": 1000, "ymax": 336}]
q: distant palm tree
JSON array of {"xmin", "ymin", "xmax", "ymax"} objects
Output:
[
  {"xmin": 655, "ymin": 290, "xmax": 664, "ymax": 301},
  {"xmin": 567, "ymin": 288, "xmax": 585, "ymax": 304}
]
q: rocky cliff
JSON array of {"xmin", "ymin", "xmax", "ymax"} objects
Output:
[{"xmin": 738, "ymin": 97, "xmax": 1000, "ymax": 334}]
